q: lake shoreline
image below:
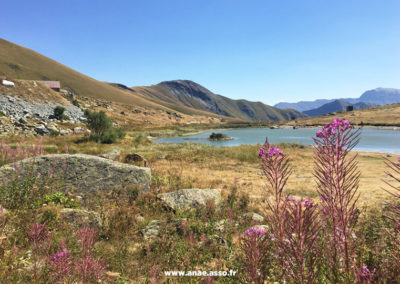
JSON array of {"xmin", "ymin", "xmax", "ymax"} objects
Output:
[{"xmin": 155, "ymin": 127, "xmax": 400, "ymax": 155}]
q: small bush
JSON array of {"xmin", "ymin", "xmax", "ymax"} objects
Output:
[
  {"xmin": 54, "ymin": 106, "xmax": 69, "ymax": 121},
  {"xmin": 72, "ymin": 99, "xmax": 80, "ymax": 107},
  {"xmin": 99, "ymin": 128, "xmax": 125, "ymax": 144},
  {"xmin": 44, "ymin": 192, "xmax": 79, "ymax": 208},
  {"xmin": 84, "ymin": 110, "xmax": 124, "ymax": 144},
  {"xmin": 85, "ymin": 110, "xmax": 112, "ymax": 137},
  {"xmin": 208, "ymin": 132, "xmax": 229, "ymax": 140}
]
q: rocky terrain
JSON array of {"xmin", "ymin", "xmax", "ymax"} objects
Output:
[
  {"xmin": 0, "ymin": 93, "xmax": 87, "ymax": 136},
  {"xmin": 0, "ymin": 93, "xmax": 85, "ymax": 122}
]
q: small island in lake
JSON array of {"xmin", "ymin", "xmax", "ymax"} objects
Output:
[{"xmin": 207, "ymin": 132, "xmax": 233, "ymax": 141}]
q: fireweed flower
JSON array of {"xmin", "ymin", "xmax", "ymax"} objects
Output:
[
  {"xmin": 51, "ymin": 249, "xmax": 68, "ymax": 261},
  {"xmin": 304, "ymin": 199, "xmax": 313, "ymax": 208},
  {"xmin": 245, "ymin": 227, "xmax": 266, "ymax": 237},
  {"xmin": 259, "ymin": 145, "xmax": 284, "ymax": 158},
  {"xmin": 316, "ymin": 118, "xmax": 352, "ymax": 138}
]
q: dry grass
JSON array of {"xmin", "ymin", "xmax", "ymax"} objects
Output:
[
  {"xmin": 3, "ymin": 133, "xmax": 394, "ymax": 213},
  {"xmin": 288, "ymin": 103, "xmax": 400, "ymax": 126},
  {"xmin": 144, "ymin": 144, "xmax": 393, "ymax": 212}
]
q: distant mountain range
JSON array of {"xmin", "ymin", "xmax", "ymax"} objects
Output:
[
  {"xmin": 304, "ymin": 99, "xmax": 375, "ymax": 117},
  {"xmin": 275, "ymin": 88, "xmax": 400, "ymax": 116}
]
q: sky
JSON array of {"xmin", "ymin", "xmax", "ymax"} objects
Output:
[{"xmin": 1, "ymin": 0, "xmax": 400, "ymax": 105}]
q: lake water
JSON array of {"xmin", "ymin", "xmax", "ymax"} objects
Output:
[{"xmin": 155, "ymin": 128, "xmax": 400, "ymax": 154}]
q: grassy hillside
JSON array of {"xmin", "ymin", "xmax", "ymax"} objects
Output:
[{"xmin": 0, "ymin": 38, "xmax": 168, "ymax": 109}]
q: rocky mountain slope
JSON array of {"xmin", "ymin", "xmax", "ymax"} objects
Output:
[
  {"xmin": 130, "ymin": 80, "xmax": 306, "ymax": 122},
  {"xmin": 274, "ymin": 99, "xmax": 336, "ymax": 112},
  {"xmin": 358, "ymin": 88, "xmax": 400, "ymax": 106},
  {"xmin": 304, "ymin": 99, "xmax": 375, "ymax": 117}
]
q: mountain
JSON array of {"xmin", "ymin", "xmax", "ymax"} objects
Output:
[
  {"xmin": 0, "ymin": 38, "xmax": 170, "ymax": 110},
  {"xmin": 275, "ymin": 88, "xmax": 400, "ymax": 112},
  {"xmin": 130, "ymin": 80, "xmax": 307, "ymax": 122},
  {"xmin": 359, "ymin": 88, "xmax": 400, "ymax": 105},
  {"xmin": 0, "ymin": 38, "xmax": 305, "ymax": 122},
  {"xmin": 274, "ymin": 99, "xmax": 335, "ymax": 112},
  {"xmin": 304, "ymin": 99, "xmax": 375, "ymax": 117}
]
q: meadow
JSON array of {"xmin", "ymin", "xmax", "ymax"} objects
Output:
[{"xmin": 0, "ymin": 119, "xmax": 399, "ymax": 283}]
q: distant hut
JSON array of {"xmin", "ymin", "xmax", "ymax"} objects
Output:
[{"xmin": 39, "ymin": 81, "xmax": 61, "ymax": 92}]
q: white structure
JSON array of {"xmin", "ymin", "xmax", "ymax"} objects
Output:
[{"xmin": 1, "ymin": 80, "xmax": 15, "ymax": 87}]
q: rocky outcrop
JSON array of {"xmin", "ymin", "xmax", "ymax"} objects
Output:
[
  {"xmin": 59, "ymin": 208, "xmax": 102, "ymax": 229},
  {"xmin": 242, "ymin": 212, "xmax": 264, "ymax": 223},
  {"xmin": 157, "ymin": 188, "xmax": 221, "ymax": 210},
  {"xmin": 99, "ymin": 149, "xmax": 121, "ymax": 160},
  {"xmin": 125, "ymin": 153, "xmax": 148, "ymax": 166},
  {"xmin": 0, "ymin": 154, "xmax": 151, "ymax": 197},
  {"xmin": 0, "ymin": 94, "xmax": 85, "ymax": 123},
  {"xmin": 141, "ymin": 220, "xmax": 161, "ymax": 239}
]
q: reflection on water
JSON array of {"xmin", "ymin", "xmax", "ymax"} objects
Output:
[{"xmin": 156, "ymin": 128, "xmax": 400, "ymax": 154}]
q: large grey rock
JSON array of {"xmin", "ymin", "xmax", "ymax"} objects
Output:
[
  {"xmin": 0, "ymin": 154, "xmax": 151, "ymax": 197},
  {"xmin": 157, "ymin": 188, "xmax": 221, "ymax": 210}
]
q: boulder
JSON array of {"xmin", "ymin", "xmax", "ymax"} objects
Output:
[
  {"xmin": 34, "ymin": 124, "xmax": 49, "ymax": 135},
  {"xmin": 59, "ymin": 208, "xmax": 102, "ymax": 229},
  {"xmin": 99, "ymin": 149, "xmax": 121, "ymax": 160},
  {"xmin": 125, "ymin": 153, "xmax": 147, "ymax": 166},
  {"xmin": 0, "ymin": 154, "xmax": 151, "ymax": 197},
  {"xmin": 140, "ymin": 219, "xmax": 184, "ymax": 239},
  {"xmin": 141, "ymin": 220, "xmax": 161, "ymax": 239},
  {"xmin": 242, "ymin": 212, "xmax": 264, "ymax": 223},
  {"xmin": 157, "ymin": 188, "xmax": 221, "ymax": 210}
]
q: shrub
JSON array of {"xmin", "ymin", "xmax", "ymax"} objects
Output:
[
  {"xmin": 44, "ymin": 192, "xmax": 79, "ymax": 208},
  {"xmin": 85, "ymin": 110, "xmax": 112, "ymax": 137},
  {"xmin": 208, "ymin": 132, "xmax": 230, "ymax": 140},
  {"xmin": 99, "ymin": 127, "xmax": 125, "ymax": 144},
  {"xmin": 85, "ymin": 110, "xmax": 125, "ymax": 143},
  {"xmin": 53, "ymin": 106, "xmax": 69, "ymax": 121}
]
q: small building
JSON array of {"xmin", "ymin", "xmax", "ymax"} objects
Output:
[
  {"xmin": 39, "ymin": 81, "xmax": 61, "ymax": 92},
  {"xmin": 1, "ymin": 79, "xmax": 15, "ymax": 87}
]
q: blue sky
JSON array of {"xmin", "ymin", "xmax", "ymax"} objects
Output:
[{"xmin": 1, "ymin": 0, "xmax": 400, "ymax": 104}]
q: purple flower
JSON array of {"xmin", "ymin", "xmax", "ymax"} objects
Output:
[
  {"xmin": 259, "ymin": 147, "xmax": 266, "ymax": 158},
  {"xmin": 316, "ymin": 118, "xmax": 352, "ymax": 138},
  {"xmin": 259, "ymin": 145, "xmax": 284, "ymax": 158},
  {"xmin": 304, "ymin": 199, "xmax": 313, "ymax": 208},
  {"xmin": 51, "ymin": 249, "xmax": 68, "ymax": 261},
  {"xmin": 245, "ymin": 227, "xmax": 266, "ymax": 236}
]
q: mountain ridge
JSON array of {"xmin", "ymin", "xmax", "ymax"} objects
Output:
[
  {"xmin": 130, "ymin": 80, "xmax": 307, "ymax": 122},
  {"xmin": 304, "ymin": 99, "xmax": 375, "ymax": 117},
  {"xmin": 275, "ymin": 88, "xmax": 400, "ymax": 112}
]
